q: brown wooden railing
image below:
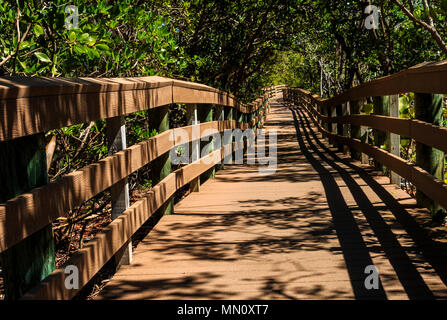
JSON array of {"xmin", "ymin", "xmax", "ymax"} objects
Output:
[
  {"xmin": 283, "ymin": 60, "xmax": 447, "ymax": 219},
  {"xmin": 0, "ymin": 75, "xmax": 283, "ymax": 300}
]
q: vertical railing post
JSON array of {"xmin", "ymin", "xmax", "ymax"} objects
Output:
[
  {"xmin": 0, "ymin": 133, "xmax": 56, "ymax": 300},
  {"xmin": 389, "ymin": 95, "xmax": 401, "ymax": 186},
  {"xmin": 237, "ymin": 109, "xmax": 245, "ymax": 158},
  {"xmin": 215, "ymin": 105, "xmax": 225, "ymax": 171},
  {"xmin": 106, "ymin": 116, "xmax": 132, "ymax": 268},
  {"xmin": 315, "ymin": 101, "xmax": 321, "ymax": 127},
  {"xmin": 318, "ymin": 101, "xmax": 323, "ymax": 129},
  {"xmin": 320, "ymin": 104, "xmax": 326, "ymax": 130},
  {"xmin": 262, "ymin": 95, "xmax": 268, "ymax": 127},
  {"xmin": 224, "ymin": 106, "xmax": 233, "ymax": 165},
  {"xmin": 325, "ymin": 105, "xmax": 330, "ymax": 134},
  {"xmin": 186, "ymin": 104, "xmax": 200, "ymax": 192},
  {"xmin": 415, "ymin": 93, "xmax": 445, "ymax": 220},
  {"xmin": 335, "ymin": 104, "xmax": 343, "ymax": 151},
  {"xmin": 252, "ymin": 104, "xmax": 257, "ymax": 134},
  {"xmin": 260, "ymin": 95, "xmax": 266, "ymax": 128},
  {"xmin": 149, "ymin": 105, "xmax": 173, "ymax": 215},
  {"xmin": 330, "ymin": 105, "xmax": 337, "ymax": 146},
  {"xmin": 198, "ymin": 104, "xmax": 215, "ymax": 183},
  {"xmin": 372, "ymin": 96, "xmax": 390, "ymax": 173},
  {"xmin": 350, "ymin": 99, "xmax": 369, "ymax": 164},
  {"xmin": 234, "ymin": 109, "xmax": 242, "ymax": 160},
  {"xmin": 342, "ymin": 102, "xmax": 350, "ymax": 155}
]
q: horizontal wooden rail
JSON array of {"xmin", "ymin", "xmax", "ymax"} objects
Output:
[
  {"xmin": 285, "ymin": 77, "xmax": 447, "ymax": 227},
  {"xmin": 21, "ymin": 143, "xmax": 239, "ymax": 300},
  {"xmin": 289, "ymin": 87, "xmax": 447, "ymax": 155},
  {"xmin": 299, "ymin": 102, "xmax": 447, "ymax": 212},
  {"xmin": 0, "ymin": 119, "xmax": 257, "ymax": 253},
  {"xmin": 0, "ymin": 77, "xmax": 278, "ymax": 141},
  {"xmin": 286, "ymin": 60, "xmax": 447, "ymax": 110},
  {"xmin": 0, "ymin": 78, "xmax": 281, "ymax": 299}
]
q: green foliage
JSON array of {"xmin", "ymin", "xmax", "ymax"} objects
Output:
[
  {"xmin": 265, "ymin": 0, "xmax": 444, "ymax": 96},
  {"xmin": 2, "ymin": 0, "xmax": 447, "ymax": 185},
  {"xmin": 361, "ymin": 103, "xmax": 374, "ymax": 115},
  {"xmin": 47, "ymin": 120, "xmax": 107, "ymax": 180},
  {"xmin": 159, "ymin": 0, "xmax": 303, "ymax": 101},
  {"xmin": 399, "ymin": 93, "xmax": 415, "ymax": 119},
  {"xmin": 0, "ymin": 0, "xmax": 185, "ymax": 77},
  {"xmin": 175, "ymin": 146, "xmax": 184, "ymax": 157},
  {"xmin": 265, "ymin": 51, "xmax": 306, "ymax": 87},
  {"xmin": 140, "ymin": 179, "xmax": 152, "ymax": 189}
]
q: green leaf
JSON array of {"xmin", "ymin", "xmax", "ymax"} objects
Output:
[
  {"xmin": 96, "ymin": 44, "xmax": 110, "ymax": 51},
  {"xmin": 19, "ymin": 40, "xmax": 31, "ymax": 50},
  {"xmin": 68, "ymin": 31, "xmax": 76, "ymax": 42},
  {"xmin": 73, "ymin": 45, "xmax": 85, "ymax": 55},
  {"xmin": 34, "ymin": 52, "xmax": 52, "ymax": 63},
  {"xmin": 18, "ymin": 59, "xmax": 27, "ymax": 70},
  {"xmin": 178, "ymin": 61, "xmax": 187, "ymax": 69},
  {"xmin": 79, "ymin": 33, "xmax": 90, "ymax": 43},
  {"xmin": 51, "ymin": 64, "xmax": 59, "ymax": 76},
  {"xmin": 87, "ymin": 48, "xmax": 100, "ymax": 59},
  {"xmin": 87, "ymin": 36, "xmax": 96, "ymax": 46},
  {"xmin": 33, "ymin": 24, "xmax": 44, "ymax": 37},
  {"xmin": 361, "ymin": 103, "xmax": 374, "ymax": 115}
]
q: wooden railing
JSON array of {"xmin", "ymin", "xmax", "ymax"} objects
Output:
[
  {"xmin": 0, "ymin": 75, "xmax": 283, "ymax": 300},
  {"xmin": 283, "ymin": 60, "xmax": 447, "ymax": 219}
]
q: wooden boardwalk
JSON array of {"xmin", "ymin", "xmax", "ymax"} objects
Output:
[{"xmin": 98, "ymin": 95, "xmax": 447, "ymax": 300}]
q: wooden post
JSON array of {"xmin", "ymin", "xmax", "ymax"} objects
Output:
[
  {"xmin": 0, "ymin": 133, "xmax": 55, "ymax": 300},
  {"xmin": 265, "ymin": 95, "xmax": 270, "ymax": 118},
  {"xmin": 248, "ymin": 108, "xmax": 254, "ymax": 132},
  {"xmin": 215, "ymin": 105, "xmax": 225, "ymax": 171},
  {"xmin": 224, "ymin": 107, "xmax": 233, "ymax": 165},
  {"xmin": 372, "ymin": 96, "xmax": 390, "ymax": 173},
  {"xmin": 149, "ymin": 105, "xmax": 173, "ymax": 215},
  {"xmin": 186, "ymin": 104, "xmax": 200, "ymax": 192},
  {"xmin": 335, "ymin": 104, "xmax": 343, "ymax": 152},
  {"xmin": 255, "ymin": 104, "xmax": 259, "ymax": 124},
  {"xmin": 389, "ymin": 95, "xmax": 401, "ymax": 186},
  {"xmin": 330, "ymin": 106, "xmax": 337, "ymax": 146},
  {"xmin": 198, "ymin": 104, "xmax": 215, "ymax": 183},
  {"xmin": 106, "ymin": 116, "xmax": 132, "ymax": 268},
  {"xmin": 350, "ymin": 99, "xmax": 369, "ymax": 164},
  {"xmin": 317, "ymin": 103, "xmax": 322, "ymax": 128},
  {"xmin": 235, "ymin": 110, "xmax": 244, "ymax": 160},
  {"xmin": 415, "ymin": 93, "xmax": 445, "ymax": 220},
  {"xmin": 253, "ymin": 108, "xmax": 258, "ymax": 136},
  {"xmin": 342, "ymin": 102, "xmax": 350, "ymax": 155},
  {"xmin": 261, "ymin": 97, "xmax": 267, "ymax": 127},
  {"xmin": 322, "ymin": 105, "xmax": 328, "ymax": 135}
]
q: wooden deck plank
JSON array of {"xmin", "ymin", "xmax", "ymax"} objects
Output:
[{"xmin": 97, "ymin": 94, "xmax": 447, "ymax": 300}]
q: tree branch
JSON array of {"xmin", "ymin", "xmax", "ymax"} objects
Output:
[{"xmin": 392, "ymin": 0, "xmax": 447, "ymax": 56}]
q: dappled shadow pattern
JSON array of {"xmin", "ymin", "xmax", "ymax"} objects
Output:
[
  {"xmin": 291, "ymin": 106, "xmax": 436, "ymax": 299},
  {"xmin": 97, "ymin": 96, "xmax": 447, "ymax": 300},
  {"xmin": 294, "ymin": 104, "xmax": 447, "ymax": 292}
]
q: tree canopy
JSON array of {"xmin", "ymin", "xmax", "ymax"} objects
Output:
[{"xmin": 1, "ymin": 0, "xmax": 447, "ymax": 100}]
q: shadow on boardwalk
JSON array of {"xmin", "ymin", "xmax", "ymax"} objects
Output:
[{"xmin": 96, "ymin": 96, "xmax": 447, "ymax": 300}]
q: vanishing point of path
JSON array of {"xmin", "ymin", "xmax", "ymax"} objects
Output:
[{"xmin": 98, "ymin": 95, "xmax": 447, "ymax": 300}]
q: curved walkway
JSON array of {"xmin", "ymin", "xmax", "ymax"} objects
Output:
[{"xmin": 97, "ymin": 95, "xmax": 447, "ymax": 300}]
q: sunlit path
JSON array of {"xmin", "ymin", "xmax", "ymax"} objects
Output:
[{"xmin": 97, "ymin": 94, "xmax": 447, "ymax": 300}]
